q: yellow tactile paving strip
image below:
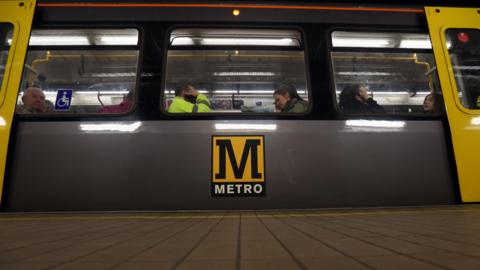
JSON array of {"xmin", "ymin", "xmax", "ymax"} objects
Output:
[
  {"xmin": 1, "ymin": 205, "xmax": 479, "ymax": 221},
  {"xmin": 1, "ymin": 205, "xmax": 480, "ymax": 269}
]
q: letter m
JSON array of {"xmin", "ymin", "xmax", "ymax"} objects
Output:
[{"xmin": 215, "ymin": 139, "xmax": 262, "ymax": 179}]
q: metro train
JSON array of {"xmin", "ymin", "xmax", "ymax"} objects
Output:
[{"xmin": 0, "ymin": 0, "xmax": 479, "ymax": 211}]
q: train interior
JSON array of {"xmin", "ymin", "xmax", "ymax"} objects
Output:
[{"xmin": 15, "ymin": 28, "xmax": 447, "ymax": 114}]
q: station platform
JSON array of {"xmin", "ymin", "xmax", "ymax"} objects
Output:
[{"xmin": 1, "ymin": 205, "xmax": 480, "ymax": 269}]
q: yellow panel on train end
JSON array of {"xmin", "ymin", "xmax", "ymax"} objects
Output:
[
  {"xmin": 0, "ymin": 0, "xmax": 36, "ymax": 202},
  {"xmin": 425, "ymin": 7, "xmax": 480, "ymax": 202}
]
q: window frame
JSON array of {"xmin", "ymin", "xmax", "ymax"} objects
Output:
[
  {"xmin": 160, "ymin": 25, "xmax": 313, "ymax": 117},
  {"xmin": 14, "ymin": 25, "xmax": 144, "ymax": 118},
  {"xmin": 443, "ymin": 28, "xmax": 480, "ymax": 113},
  {"xmin": 327, "ymin": 27, "xmax": 445, "ymax": 117},
  {"xmin": 0, "ymin": 22, "xmax": 14, "ymax": 104}
]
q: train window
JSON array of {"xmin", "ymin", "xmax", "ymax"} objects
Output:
[
  {"xmin": 15, "ymin": 29, "xmax": 139, "ymax": 114},
  {"xmin": 164, "ymin": 28, "xmax": 309, "ymax": 114},
  {"xmin": 0, "ymin": 23, "xmax": 13, "ymax": 94},
  {"xmin": 331, "ymin": 31, "xmax": 442, "ymax": 114},
  {"xmin": 445, "ymin": 29, "xmax": 480, "ymax": 110}
]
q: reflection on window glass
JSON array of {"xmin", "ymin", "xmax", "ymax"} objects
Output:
[
  {"xmin": 165, "ymin": 29, "xmax": 309, "ymax": 114},
  {"xmin": 331, "ymin": 31, "xmax": 442, "ymax": 114},
  {"xmin": 445, "ymin": 29, "xmax": 480, "ymax": 110},
  {"xmin": 16, "ymin": 29, "xmax": 139, "ymax": 114},
  {"xmin": 0, "ymin": 23, "xmax": 13, "ymax": 93}
]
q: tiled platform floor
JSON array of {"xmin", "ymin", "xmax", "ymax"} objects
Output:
[{"xmin": 1, "ymin": 205, "xmax": 480, "ymax": 269}]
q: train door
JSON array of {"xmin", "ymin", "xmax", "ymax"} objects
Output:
[
  {"xmin": 426, "ymin": 7, "xmax": 480, "ymax": 202},
  {"xmin": 0, "ymin": 0, "xmax": 36, "ymax": 202}
]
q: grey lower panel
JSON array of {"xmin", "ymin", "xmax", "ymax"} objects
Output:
[{"xmin": 4, "ymin": 120, "xmax": 457, "ymax": 211}]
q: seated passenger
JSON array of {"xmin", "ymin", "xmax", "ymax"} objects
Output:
[
  {"xmin": 423, "ymin": 94, "xmax": 436, "ymax": 113},
  {"xmin": 98, "ymin": 92, "xmax": 134, "ymax": 113},
  {"xmin": 15, "ymin": 87, "xmax": 49, "ymax": 114},
  {"xmin": 273, "ymin": 83, "xmax": 308, "ymax": 113},
  {"xmin": 44, "ymin": 99, "xmax": 54, "ymax": 112},
  {"xmin": 339, "ymin": 84, "xmax": 385, "ymax": 113},
  {"xmin": 168, "ymin": 82, "xmax": 211, "ymax": 113}
]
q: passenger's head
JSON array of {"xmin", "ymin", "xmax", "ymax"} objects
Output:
[
  {"xmin": 423, "ymin": 94, "xmax": 435, "ymax": 113},
  {"xmin": 339, "ymin": 84, "xmax": 369, "ymax": 104},
  {"xmin": 174, "ymin": 82, "xmax": 194, "ymax": 97},
  {"xmin": 21, "ymin": 87, "xmax": 46, "ymax": 111},
  {"xmin": 273, "ymin": 83, "xmax": 302, "ymax": 111}
]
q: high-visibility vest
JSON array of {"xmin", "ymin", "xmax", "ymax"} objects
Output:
[{"xmin": 167, "ymin": 94, "xmax": 211, "ymax": 113}]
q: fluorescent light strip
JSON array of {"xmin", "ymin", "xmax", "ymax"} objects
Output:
[
  {"xmin": 332, "ymin": 38, "xmax": 390, "ymax": 48},
  {"xmin": 239, "ymin": 90, "xmax": 273, "ymax": 94},
  {"xmin": 214, "ymin": 90, "xmax": 238, "ymax": 93},
  {"xmin": 91, "ymin": 72, "xmax": 136, "ymax": 78},
  {"xmin": 454, "ymin": 66, "xmax": 480, "ymax": 70},
  {"xmin": 99, "ymin": 36, "xmax": 138, "ymax": 45},
  {"xmin": 399, "ymin": 39, "xmax": 432, "ymax": 49},
  {"xmin": 80, "ymin": 122, "xmax": 141, "ymax": 132},
  {"xmin": 215, "ymin": 123, "xmax": 277, "ymax": 130},
  {"xmin": 346, "ymin": 120, "xmax": 405, "ymax": 128},
  {"xmin": 201, "ymin": 38, "xmax": 294, "ymax": 46},
  {"xmin": 214, "ymin": 72, "xmax": 277, "ymax": 76},
  {"xmin": 335, "ymin": 91, "xmax": 431, "ymax": 95},
  {"xmin": 171, "ymin": 37, "xmax": 297, "ymax": 46},
  {"xmin": 28, "ymin": 35, "xmax": 138, "ymax": 46},
  {"xmin": 337, "ymin": 72, "xmax": 393, "ymax": 76},
  {"xmin": 29, "ymin": 36, "xmax": 90, "ymax": 46},
  {"xmin": 75, "ymin": 91, "xmax": 130, "ymax": 95}
]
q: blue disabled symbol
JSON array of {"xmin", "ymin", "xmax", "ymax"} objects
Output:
[{"xmin": 55, "ymin": 89, "xmax": 73, "ymax": 111}]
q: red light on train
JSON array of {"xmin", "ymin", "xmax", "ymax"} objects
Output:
[{"xmin": 457, "ymin": 32, "xmax": 469, "ymax": 43}]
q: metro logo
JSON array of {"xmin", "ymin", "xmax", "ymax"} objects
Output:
[{"xmin": 212, "ymin": 136, "xmax": 265, "ymax": 196}]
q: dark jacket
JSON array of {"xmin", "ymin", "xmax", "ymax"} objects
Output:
[
  {"xmin": 339, "ymin": 97, "xmax": 385, "ymax": 113},
  {"xmin": 282, "ymin": 98, "xmax": 308, "ymax": 113}
]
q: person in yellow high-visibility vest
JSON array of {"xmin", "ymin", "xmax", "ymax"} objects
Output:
[{"xmin": 168, "ymin": 82, "xmax": 211, "ymax": 113}]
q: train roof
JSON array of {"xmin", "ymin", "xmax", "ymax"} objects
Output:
[{"xmin": 37, "ymin": 0, "xmax": 478, "ymax": 8}]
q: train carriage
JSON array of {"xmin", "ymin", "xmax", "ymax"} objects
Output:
[{"xmin": 0, "ymin": 0, "xmax": 479, "ymax": 211}]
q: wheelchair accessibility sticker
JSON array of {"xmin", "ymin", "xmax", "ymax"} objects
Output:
[
  {"xmin": 212, "ymin": 135, "xmax": 265, "ymax": 197},
  {"xmin": 55, "ymin": 89, "xmax": 73, "ymax": 111}
]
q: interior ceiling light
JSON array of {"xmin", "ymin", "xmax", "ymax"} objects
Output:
[
  {"xmin": 29, "ymin": 36, "xmax": 90, "ymax": 46},
  {"xmin": 171, "ymin": 37, "xmax": 297, "ymax": 46},
  {"xmin": 98, "ymin": 36, "xmax": 138, "ymax": 45},
  {"xmin": 28, "ymin": 35, "xmax": 138, "ymax": 46},
  {"xmin": 332, "ymin": 38, "xmax": 390, "ymax": 48},
  {"xmin": 399, "ymin": 39, "xmax": 432, "ymax": 49},
  {"xmin": 200, "ymin": 38, "xmax": 295, "ymax": 46},
  {"xmin": 213, "ymin": 72, "xmax": 277, "ymax": 76}
]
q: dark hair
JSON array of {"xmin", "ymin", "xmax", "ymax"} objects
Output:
[
  {"xmin": 273, "ymin": 83, "xmax": 303, "ymax": 101},
  {"xmin": 423, "ymin": 93, "xmax": 437, "ymax": 113},
  {"xmin": 174, "ymin": 81, "xmax": 192, "ymax": 96},
  {"xmin": 339, "ymin": 84, "xmax": 362, "ymax": 107}
]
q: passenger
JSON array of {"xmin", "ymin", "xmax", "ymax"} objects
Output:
[
  {"xmin": 339, "ymin": 84, "xmax": 385, "ymax": 113},
  {"xmin": 167, "ymin": 82, "xmax": 211, "ymax": 113},
  {"xmin": 423, "ymin": 94, "xmax": 436, "ymax": 113},
  {"xmin": 15, "ymin": 87, "xmax": 49, "ymax": 114},
  {"xmin": 98, "ymin": 92, "xmax": 134, "ymax": 113},
  {"xmin": 273, "ymin": 83, "xmax": 308, "ymax": 113},
  {"xmin": 44, "ymin": 99, "xmax": 54, "ymax": 112}
]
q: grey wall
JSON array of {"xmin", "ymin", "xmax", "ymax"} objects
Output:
[{"xmin": 4, "ymin": 120, "xmax": 457, "ymax": 211}]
